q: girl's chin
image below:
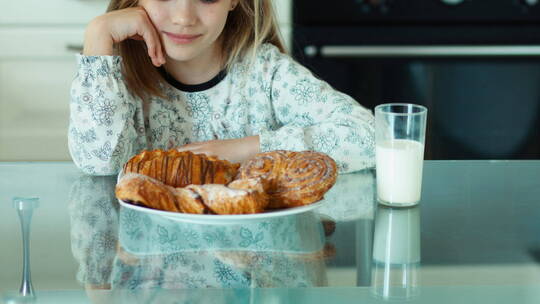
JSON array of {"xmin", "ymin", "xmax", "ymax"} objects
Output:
[
  {"xmin": 162, "ymin": 51, "xmax": 200, "ymax": 63},
  {"xmin": 162, "ymin": 41, "xmax": 218, "ymax": 64}
]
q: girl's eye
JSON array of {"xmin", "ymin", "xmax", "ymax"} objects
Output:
[{"xmin": 200, "ymin": 0, "xmax": 219, "ymax": 3}]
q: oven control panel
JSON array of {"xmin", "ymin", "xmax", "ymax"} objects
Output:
[
  {"xmin": 355, "ymin": 0, "xmax": 392, "ymax": 14},
  {"xmin": 521, "ymin": 0, "xmax": 539, "ymax": 6},
  {"xmin": 440, "ymin": 0, "xmax": 465, "ymax": 5},
  {"xmin": 294, "ymin": 0, "xmax": 540, "ymax": 25}
]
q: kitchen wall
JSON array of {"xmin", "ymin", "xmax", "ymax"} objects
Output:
[{"xmin": 0, "ymin": 0, "xmax": 292, "ymax": 161}]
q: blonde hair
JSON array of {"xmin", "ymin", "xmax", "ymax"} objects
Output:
[{"xmin": 106, "ymin": 0, "xmax": 286, "ymax": 101}]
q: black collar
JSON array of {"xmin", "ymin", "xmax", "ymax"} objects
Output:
[{"xmin": 160, "ymin": 67, "xmax": 227, "ymax": 93}]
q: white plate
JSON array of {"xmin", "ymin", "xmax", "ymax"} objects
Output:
[
  {"xmin": 118, "ymin": 198, "xmax": 327, "ymax": 225},
  {"xmin": 116, "ymin": 171, "xmax": 327, "ymax": 224}
]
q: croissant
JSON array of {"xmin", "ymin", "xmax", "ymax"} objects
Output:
[
  {"xmin": 123, "ymin": 149, "xmax": 240, "ymax": 188},
  {"xmin": 115, "ymin": 173, "xmax": 205, "ymax": 214},
  {"xmin": 115, "ymin": 173, "xmax": 268, "ymax": 215},
  {"xmin": 237, "ymin": 150, "xmax": 337, "ymax": 208},
  {"xmin": 187, "ymin": 178, "xmax": 268, "ymax": 215}
]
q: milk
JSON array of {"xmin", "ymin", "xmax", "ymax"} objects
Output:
[{"xmin": 376, "ymin": 139, "xmax": 424, "ymax": 206}]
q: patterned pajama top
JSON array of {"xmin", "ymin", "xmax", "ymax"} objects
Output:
[{"xmin": 68, "ymin": 43, "xmax": 375, "ymax": 175}]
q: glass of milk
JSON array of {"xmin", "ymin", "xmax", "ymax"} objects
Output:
[{"xmin": 375, "ymin": 103, "xmax": 427, "ymax": 207}]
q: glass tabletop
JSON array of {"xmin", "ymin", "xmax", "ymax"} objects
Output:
[{"xmin": 1, "ymin": 160, "xmax": 539, "ymax": 303}]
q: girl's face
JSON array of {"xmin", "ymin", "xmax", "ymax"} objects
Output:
[{"xmin": 139, "ymin": 0, "xmax": 238, "ymax": 64}]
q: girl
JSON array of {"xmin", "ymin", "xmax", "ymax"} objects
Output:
[{"xmin": 68, "ymin": 0, "xmax": 375, "ymax": 176}]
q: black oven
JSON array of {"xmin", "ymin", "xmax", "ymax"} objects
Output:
[{"xmin": 293, "ymin": 0, "xmax": 540, "ymax": 160}]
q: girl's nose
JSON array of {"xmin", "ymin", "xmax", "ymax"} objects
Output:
[{"xmin": 171, "ymin": 0, "xmax": 197, "ymax": 26}]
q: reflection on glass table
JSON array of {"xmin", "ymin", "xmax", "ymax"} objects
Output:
[
  {"xmin": 67, "ymin": 170, "xmax": 375, "ymax": 301},
  {"xmin": 372, "ymin": 205, "xmax": 421, "ymax": 301},
  {"xmin": 3, "ymin": 161, "xmax": 540, "ymax": 303}
]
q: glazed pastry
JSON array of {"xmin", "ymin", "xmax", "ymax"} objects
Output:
[
  {"xmin": 237, "ymin": 150, "xmax": 338, "ymax": 208},
  {"xmin": 123, "ymin": 149, "xmax": 240, "ymax": 188},
  {"xmin": 235, "ymin": 150, "xmax": 296, "ymax": 192},
  {"xmin": 272, "ymin": 151, "xmax": 338, "ymax": 208}
]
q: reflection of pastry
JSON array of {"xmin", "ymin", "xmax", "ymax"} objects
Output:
[
  {"xmin": 237, "ymin": 151, "xmax": 338, "ymax": 208},
  {"xmin": 115, "ymin": 173, "xmax": 268, "ymax": 215},
  {"xmin": 123, "ymin": 150, "xmax": 240, "ymax": 188},
  {"xmin": 318, "ymin": 215, "xmax": 337, "ymax": 237}
]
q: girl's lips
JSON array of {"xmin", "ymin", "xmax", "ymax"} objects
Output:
[{"xmin": 164, "ymin": 32, "xmax": 202, "ymax": 44}]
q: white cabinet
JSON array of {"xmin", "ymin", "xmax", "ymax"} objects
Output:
[
  {"xmin": 274, "ymin": 0, "xmax": 293, "ymax": 51},
  {"xmin": 1, "ymin": 0, "xmax": 108, "ymax": 24},
  {"xmin": 0, "ymin": 28, "xmax": 88, "ymax": 161},
  {"xmin": 0, "ymin": 1, "xmax": 108, "ymax": 161}
]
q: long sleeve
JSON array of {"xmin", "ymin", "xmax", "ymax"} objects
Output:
[
  {"xmin": 68, "ymin": 55, "xmax": 146, "ymax": 176},
  {"xmin": 257, "ymin": 46, "xmax": 375, "ymax": 173}
]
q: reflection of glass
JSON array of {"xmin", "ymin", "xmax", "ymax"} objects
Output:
[
  {"xmin": 375, "ymin": 103, "xmax": 427, "ymax": 207},
  {"xmin": 371, "ymin": 205, "xmax": 421, "ymax": 301}
]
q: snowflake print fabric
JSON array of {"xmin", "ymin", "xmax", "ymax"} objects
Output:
[{"xmin": 68, "ymin": 44, "xmax": 374, "ymax": 176}]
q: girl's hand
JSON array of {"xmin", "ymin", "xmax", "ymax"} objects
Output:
[
  {"xmin": 177, "ymin": 136, "xmax": 261, "ymax": 164},
  {"xmin": 83, "ymin": 7, "xmax": 165, "ymax": 67}
]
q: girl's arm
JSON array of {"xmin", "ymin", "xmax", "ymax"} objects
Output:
[
  {"xmin": 83, "ymin": 8, "xmax": 165, "ymax": 65},
  {"xmin": 68, "ymin": 55, "xmax": 145, "ymax": 175},
  {"xmin": 69, "ymin": 8, "xmax": 165, "ymax": 175},
  {"xmin": 176, "ymin": 136, "xmax": 260, "ymax": 164},
  {"xmin": 257, "ymin": 45, "xmax": 375, "ymax": 173}
]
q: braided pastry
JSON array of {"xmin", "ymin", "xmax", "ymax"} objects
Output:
[
  {"xmin": 237, "ymin": 150, "xmax": 337, "ymax": 208},
  {"xmin": 123, "ymin": 149, "xmax": 240, "ymax": 188}
]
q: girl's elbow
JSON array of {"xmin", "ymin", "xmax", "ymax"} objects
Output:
[
  {"xmin": 69, "ymin": 145, "xmax": 122, "ymax": 176},
  {"xmin": 74, "ymin": 160, "xmax": 121, "ymax": 176}
]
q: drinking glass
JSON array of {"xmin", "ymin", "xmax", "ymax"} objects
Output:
[{"xmin": 375, "ymin": 103, "xmax": 427, "ymax": 207}]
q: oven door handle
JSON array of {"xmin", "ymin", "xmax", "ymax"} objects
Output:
[{"xmin": 309, "ymin": 45, "xmax": 540, "ymax": 58}]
